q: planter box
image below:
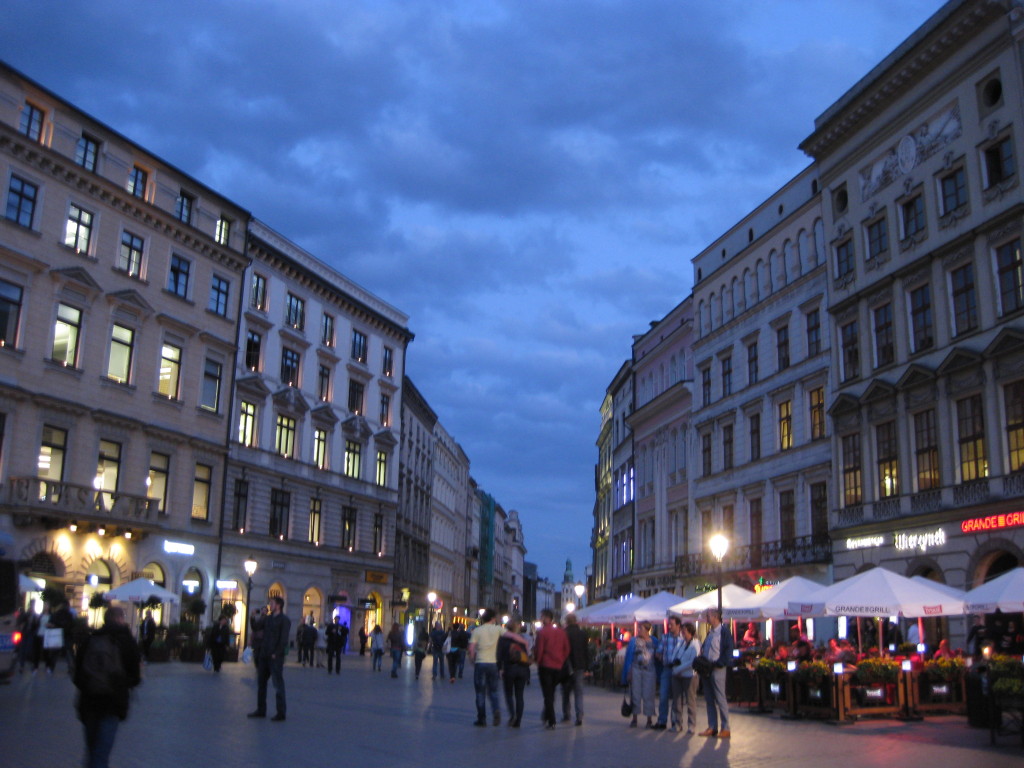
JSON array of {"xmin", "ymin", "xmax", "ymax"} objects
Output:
[
  {"xmin": 844, "ymin": 681, "xmax": 904, "ymax": 719},
  {"xmin": 793, "ymin": 677, "xmax": 838, "ymax": 720}
]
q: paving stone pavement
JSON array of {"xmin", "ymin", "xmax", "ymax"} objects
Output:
[{"xmin": 2, "ymin": 653, "xmax": 1020, "ymax": 768}]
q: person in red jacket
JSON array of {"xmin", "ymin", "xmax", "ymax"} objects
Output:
[{"xmin": 533, "ymin": 608, "xmax": 570, "ymax": 729}]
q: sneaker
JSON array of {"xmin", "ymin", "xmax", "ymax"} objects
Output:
[
  {"xmin": 653, "ymin": 722, "xmax": 667, "ymax": 730},
  {"xmin": 718, "ymin": 729, "xmax": 731, "ymax": 739},
  {"xmin": 698, "ymin": 728, "xmax": 717, "ymax": 737},
  {"xmin": 473, "ymin": 720, "xmax": 486, "ymax": 727},
  {"xmin": 575, "ymin": 718, "xmax": 583, "ymax": 727},
  {"xmin": 271, "ymin": 714, "xmax": 286, "ymax": 722}
]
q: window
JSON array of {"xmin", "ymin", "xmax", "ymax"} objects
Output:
[
  {"xmin": 873, "ymin": 304, "xmax": 894, "ymax": 367},
  {"xmin": 779, "ymin": 490, "xmax": 795, "ymax": 542},
  {"xmin": 0, "ymin": 279, "xmax": 23, "ymax": 347},
  {"xmin": 147, "ymin": 452, "xmax": 169, "ymax": 514},
  {"xmin": 376, "ymin": 450, "xmax": 388, "ymax": 486},
  {"xmin": 52, "ymin": 303, "xmax": 81, "ymax": 366},
  {"xmin": 232, "ymin": 479, "xmax": 249, "ymax": 531},
  {"xmin": 244, "ymin": 331, "xmax": 262, "ymax": 371},
  {"xmin": 321, "ymin": 313, "xmax": 335, "ymax": 347},
  {"xmin": 308, "ymin": 499, "xmax": 322, "ymax": 545},
  {"xmin": 901, "ymin": 194, "xmax": 925, "ymax": 239},
  {"xmin": 876, "ymin": 421, "xmax": 899, "ymax": 498},
  {"xmin": 806, "ymin": 482, "xmax": 827, "ymax": 539},
  {"xmin": 238, "ymin": 401, "xmax": 257, "ymax": 447},
  {"xmin": 747, "ymin": 342, "xmax": 758, "ymax": 384},
  {"xmin": 348, "ymin": 379, "xmax": 364, "ymax": 415},
  {"xmin": 318, "ymin": 364, "xmax": 331, "ymax": 402},
  {"xmin": 996, "ymin": 239, "xmax": 1024, "ymax": 316},
  {"xmin": 75, "ymin": 135, "xmax": 99, "ymax": 172},
  {"xmin": 701, "ymin": 433, "xmax": 712, "ymax": 476},
  {"xmin": 118, "ymin": 231, "xmax": 144, "ymax": 277},
  {"xmin": 806, "ymin": 309, "xmax": 821, "ymax": 357},
  {"xmin": 841, "ymin": 320, "xmax": 860, "ymax": 382},
  {"xmin": 950, "ymin": 263, "xmax": 978, "ymax": 336},
  {"xmin": 722, "ymin": 504, "xmax": 734, "ymax": 539},
  {"xmin": 1006, "ymin": 381, "xmax": 1024, "ymax": 473},
  {"xmin": 984, "ymin": 135, "xmax": 1015, "ymax": 187},
  {"xmin": 157, "ymin": 343, "xmax": 181, "ymax": 399},
  {"xmin": 215, "ymin": 216, "xmax": 231, "ymax": 246},
  {"xmin": 721, "ymin": 356, "xmax": 732, "ymax": 397},
  {"xmin": 126, "ymin": 166, "xmax": 147, "ymax": 198},
  {"xmin": 909, "ymin": 284, "xmax": 934, "ymax": 352},
  {"xmin": 208, "ymin": 276, "xmax": 230, "ymax": 316},
  {"xmin": 313, "ymin": 429, "xmax": 328, "ymax": 470},
  {"xmin": 809, "ymin": 387, "xmax": 825, "ymax": 441},
  {"xmin": 940, "ymin": 167, "xmax": 968, "ymax": 214},
  {"xmin": 914, "ymin": 409, "xmax": 940, "ymax": 491},
  {"xmin": 275, "ymin": 415, "xmax": 296, "ymax": 458},
  {"xmin": 776, "ymin": 326, "xmax": 790, "ymax": 371},
  {"xmin": 285, "ymin": 293, "xmax": 305, "ymax": 330},
  {"xmin": 379, "ymin": 393, "xmax": 391, "ymax": 427},
  {"xmin": 19, "ymin": 102, "xmax": 44, "ymax": 141},
  {"xmin": 351, "ymin": 330, "xmax": 367, "ymax": 363},
  {"xmin": 200, "ymin": 359, "xmax": 222, "ymax": 411},
  {"xmin": 38, "ymin": 425, "xmax": 66, "ymax": 500},
  {"xmin": 842, "ymin": 433, "xmax": 862, "ymax": 506},
  {"xmin": 701, "ymin": 367, "xmax": 711, "ymax": 406},
  {"xmin": 957, "ymin": 395, "xmax": 988, "ymax": 481},
  {"xmin": 835, "ymin": 238, "xmax": 854, "ymax": 279},
  {"xmin": 250, "ymin": 273, "xmax": 267, "ymax": 311},
  {"xmin": 281, "ymin": 348, "xmax": 300, "ymax": 386},
  {"xmin": 373, "ymin": 513, "xmax": 384, "ymax": 555},
  {"xmin": 106, "ymin": 325, "xmax": 134, "ymax": 384},
  {"xmin": 722, "ymin": 424, "xmax": 734, "ymax": 470},
  {"xmin": 382, "ymin": 346, "xmax": 394, "ymax": 377},
  {"xmin": 269, "ymin": 489, "xmax": 290, "ymax": 539},
  {"xmin": 6, "ymin": 175, "xmax": 38, "ymax": 228},
  {"xmin": 63, "ymin": 204, "xmax": 93, "ymax": 254},
  {"xmin": 168, "ymin": 254, "xmax": 191, "ymax": 298},
  {"xmin": 867, "ymin": 216, "xmax": 889, "ymax": 261},
  {"xmin": 748, "ymin": 498, "xmax": 763, "ymax": 550},
  {"xmin": 175, "ymin": 190, "xmax": 194, "ymax": 224},
  {"xmin": 342, "ymin": 506, "xmax": 357, "ymax": 550},
  {"xmin": 749, "ymin": 413, "xmax": 761, "ymax": 461},
  {"xmin": 344, "ymin": 440, "xmax": 362, "ymax": 479},
  {"xmin": 778, "ymin": 400, "xmax": 792, "ymax": 451},
  {"xmin": 95, "ymin": 440, "xmax": 121, "ymax": 512}
]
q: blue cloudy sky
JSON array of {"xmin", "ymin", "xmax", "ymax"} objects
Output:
[{"xmin": 3, "ymin": 0, "xmax": 946, "ymax": 584}]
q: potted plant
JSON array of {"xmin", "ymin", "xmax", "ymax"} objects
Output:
[
  {"xmin": 989, "ymin": 654, "xmax": 1024, "ymax": 707},
  {"xmin": 794, "ymin": 660, "xmax": 832, "ymax": 702},
  {"xmin": 852, "ymin": 657, "xmax": 899, "ymax": 706},
  {"xmin": 756, "ymin": 657, "xmax": 786, "ymax": 683}
]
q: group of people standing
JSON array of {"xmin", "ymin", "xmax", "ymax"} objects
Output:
[
  {"xmin": 368, "ymin": 619, "xmax": 472, "ymax": 680},
  {"xmin": 621, "ymin": 608, "xmax": 733, "ymax": 738}
]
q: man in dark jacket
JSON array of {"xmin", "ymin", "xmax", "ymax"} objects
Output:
[
  {"xmin": 249, "ymin": 596, "xmax": 291, "ymax": 721},
  {"xmin": 562, "ymin": 613, "xmax": 589, "ymax": 726},
  {"xmin": 429, "ymin": 621, "xmax": 447, "ymax": 681},
  {"xmin": 325, "ymin": 616, "xmax": 343, "ymax": 674},
  {"xmin": 74, "ymin": 605, "xmax": 142, "ymax": 768}
]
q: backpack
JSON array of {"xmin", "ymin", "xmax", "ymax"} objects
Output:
[
  {"xmin": 79, "ymin": 634, "xmax": 127, "ymax": 697},
  {"xmin": 508, "ymin": 642, "xmax": 530, "ymax": 666}
]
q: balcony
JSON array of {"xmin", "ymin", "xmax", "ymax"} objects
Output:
[
  {"xmin": 7, "ymin": 476, "xmax": 159, "ymax": 526},
  {"xmin": 675, "ymin": 534, "xmax": 831, "ymax": 579}
]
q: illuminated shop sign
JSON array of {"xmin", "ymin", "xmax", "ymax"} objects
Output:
[
  {"xmin": 961, "ymin": 511, "xmax": 1024, "ymax": 534},
  {"xmin": 753, "ymin": 578, "xmax": 779, "ymax": 594},
  {"xmin": 215, "ymin": 580, "xmax": 238, "ymax": 590},
  {"xmin": 163, "ymin": 540, "xmax": 195, "ymax": 555},
  {"xmin": 894, "ymin": 527, "xmax": 946, "ymax": 553},
  {"xmin": 846, "ymin": 535, "xmax": 884, "ymax": 550}
]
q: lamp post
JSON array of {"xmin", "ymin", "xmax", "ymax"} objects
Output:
[
  {"xmin": 573, "ymin": 581, "xmax": 585, "ymax": 609},
  {"xmin": 243, "ymin": 556, "xmax": 257, "ymax": 649},
  {"xmin": 427, "ymin": 591, "xmax": 437, "ymax": 628},
  {"xmin": 709, "ymin": 533, "xmax": 729, "ymax": 615}
]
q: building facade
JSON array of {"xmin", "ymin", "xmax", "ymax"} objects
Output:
[
  {"xmin": 608, "ymin": 361, "xmax": 636, "ymax": 598},
  {"xmin": 430, "ymin": 420, "xmax": 470, "ymax": 625}
]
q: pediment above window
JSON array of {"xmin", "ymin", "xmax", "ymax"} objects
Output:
[
  {"xmin": 859, "ymin": 379, "xmax": 897, "ymax": 403},
  {"xmin": 237, "ymin": 375, "xmax": 272, "ymax": 400},
  {"xmin": 374, "ymin": 428, "xmax": 397, "ymax": 450},
  {"xmin": 341, "ymin": 414, "xmax": 373, "ymax": 440},
  {"xmin": 984, "ymin": 327, "xmax": 1024, "ymax": 358},
  {"xmin": 273, "ymin": 386, "xmax": 310, "ymax": 415},
  {"xmin": 50, "ymin": 266, "xmax": 102, "ymax": 297},
  {"xmin": 936, "ymin": 346, "xmax": 983, "ymax": 376},
  {"xmin": 106, "ymin": 289, "xmax": 155, "ymax": 317},
  {"xmin": 311, "ymin": 403, "xmax": 339, "ymax": 426},
  {"xmin": 895, "ymin": 363, "xmax": 936, "ymax": 389},
  {"xmin": 827, "ymin": 393, "xmax": 860, "ymax": 417}
]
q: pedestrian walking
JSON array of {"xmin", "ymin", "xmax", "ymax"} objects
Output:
[
  {"xmin": 468, "ymin": 609, "xmax": 505, "ymax": 726},
  {"xmin": 369, "ymin": 625, "xmax": 384, "ymax": 671},
  {"xmin": 358, "ymin": 625, "xmax": 368, "ymax": 656},
  {"xmin": 622, "ymin": 620, "xmax": 659, "ymax": 728},
  {"xmin": 387, "ymin": 622, "xmax": 405, "ymax": 678},
  {"xmin": 429, "ymin": 621, "xmax": 447, "ymax": 681},
  {"xmin": 207, "ymin": 615, "xmax": 231, "ymax": 673},
  {"xmin": 534, "ymin": 608, "xmax": 570, "ymax": 729},
  {"xmin": 248, "ymin": 596, "xmax": 291, "ymax": 722},
  {"xmin": 562, "ymin": 613, "xmax": 588, "ymax": 726},
  {"xmin": 698, "ymin": 608, "xmax": 733, "ymax": 739},
  {"xmin": 497, "ymin": 617, "xmax": 531, "ymax": 727},
  {"xmin": 314, "ymin": 622, "xmax": 327, "ymax": 668},
  {"xmin": 451, "ymin": 623, "xmax": 470, "ymax": 679},
  {"xmin": 325, "ymin": 616, "xmax": 344, "ymax": 674},
  {"xmin": 413, "ymin": 627, "xmax": 429, "ymax": 679}
]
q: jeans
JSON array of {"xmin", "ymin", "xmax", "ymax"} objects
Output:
[
  {"xmin": 538, "ymin": 666, "xmax": 561, "ymax": 726},
  {"xmin": 371, "ymin": 649, "xmax": 384, "ymax": 671},
  {"xmin": 703, "ymin": 667, "xmax": 730, "ymax": 732},
  {"xmin": 256, "ymin": 655, "xmax": 286, "ymax": 716},
  {"xmin": 473, "ymin": 662, "xmax": 500, "ymax": 721},
  {"xmin": 561, "ymin": 668, "xmax": 585, "ymax": 721},
  {"xmin": 456, "ymin": 648, "xmax": 466, "ymax": 677},
  {"xmin": 672, "ymin": 674, "xmax": 697, "ymax": 731},
  {"xmin": 446, "ymin": 651, "xmax": 459, "ymax": 680},
  {"xmin": 657, "ymin": 668, "xmax": 672, "ymax": 724},
  {"xmin": 431, "ymin": 651, "xmax": 444, "ymax": 679},
  {"xmin": 503, "ymin": 666, "xmax": 529, "ymax": 724},
  {"xmin": 390, "ymin": 648, "xmax": 402, "ymax": 675},
  {"xmin": 82, "ymin": 712, "xmax": 119, "ymax": 768},
  {"xmin": 327, "ymin": 647, "xmax": 342, "ymax": 673}
]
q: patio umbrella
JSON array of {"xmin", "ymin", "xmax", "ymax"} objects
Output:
[
  {"xmin": 581, "ymin": 595, "xmax": 645, "ymax": 625},
  {"xmin": 668, "ymin": 584, "xmax": 754, "ymax": 616},
  {"xmin": 964, "ymin": 567, "xmax": 1024, "ymax": 614},
  {"xmin": 722, "ymin": 576, "xmax": 827, "ymax": 621},
  {"xmin": 103, "ymin": 577, "xmax": 180, "ymax": 603},
  {"xmin": 786, "ymin": 567, "xmax": 964, "ymax": 618},
  {"xmin": 632, "ymin": 591, "xmax": 685, "ymax": 623}
]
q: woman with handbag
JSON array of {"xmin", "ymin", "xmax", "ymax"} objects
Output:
[
  {"xmin": 668, "ymin": 621, "xmax": 699, "ymax": 734},
  {"xmin": 497, "ymin": 618, "xmax": 531, "ymax": 727},
  {"xmin": 621, "ymin": 621, "xmax": 660, "ymax": 728}
]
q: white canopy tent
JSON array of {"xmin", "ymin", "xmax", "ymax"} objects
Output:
[
  {"xmin": 579, "ymin": 595, "xmax": 644, "ymax": 626},
  {"xmin": 103, "ymin": 577, "xmax": 180, "ymax": 604},
  {"xmin": 594, "ymin": 591, "xmax": 682, "ymax": 624},
  {"xmin": 786, "ymin": 567, "xmax": 964, "ymax": 618},
  {"xmin": 963, "ymin": 567, "xmax": 1024, "ymax": 614},
  {"xmin": 722, "ymin": 576, "xmax": 827, "ymax": 621},
  {"xmin": 668, "ymin": 584, "xmax": 755, "ymax": 617}
]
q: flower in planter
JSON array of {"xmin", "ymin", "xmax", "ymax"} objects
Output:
[
  {"xmin": 794, "ymin": 660, "xmax": 831, "ymax": 685},
  {"xmin": 852, "ymin": 657, "xmax": 899, "ymax": 685},
  {"xmin": 756, "ymin": 658, "xmax": 786, "ymax": 682},
  {"xmin": 989, "ymin": 654, "xmax": 1024, "ymax": 700},
  {"xmin": 922, "ymin": 657, "xmax": 964, "ymax": 682}
]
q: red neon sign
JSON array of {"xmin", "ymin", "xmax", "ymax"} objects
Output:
[{"xmin": 961, "ymin": 511, "xmax": 1024, "ymax": 534}]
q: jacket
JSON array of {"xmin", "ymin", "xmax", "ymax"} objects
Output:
[
  {"xmin": 74, "ymin": 623, "xmax": 142, "ymax": 720},
  {"xmin": 533, "ymin": 624, "xmax": 570, "ymax": 671},
  {"xmin": 701, "ymin": 623, "xmax": 734, "ymax": 668},
  {"xmin": 259, "ymin": 611, "xmax": 291, "ymax": 661},
  {"xmin": 622, "ymin": 634, "xmax": 661, "ymax": 685},
  {"xmin": 565, "ymin": 624, "xmax": 589, "ymax": 672},
  {"xmin": 666, "ymin": 635, "xmax": 699, "ymax": 678}
]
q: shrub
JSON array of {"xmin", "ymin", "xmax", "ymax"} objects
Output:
[
  {"xmin": 852, "ymin": 657, "xmax": 899, "ymax": 685},
  {"xmin": 922, "ymin": 657, "xmax": 965, "ymax": 682},
  {"xmin": 756, "ymin": 658, "xmax": 786, "ymax": 682},
  {"xmin": 794, "ymin": 660, "xmax": 831, "ymax": 685}
]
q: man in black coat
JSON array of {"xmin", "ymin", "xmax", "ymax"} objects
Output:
[
  {"xmin": 325, "ymin": 616, "xmax": 343, "ymax": 674},
  {"xmin": 562, "ymin": 613, "xmax": 589, "ymax": 726},
  {"xmin": 249, "ymin": 596, "xmax": 291, "ymax": 721},
  {"xmin": 74, "ymin": 605, "xmax": 142, "ymax": 768}
]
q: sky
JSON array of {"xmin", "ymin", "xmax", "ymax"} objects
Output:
[{"xmin": 3, "ymin": 0, "xmax": 948, "ymax": 586}]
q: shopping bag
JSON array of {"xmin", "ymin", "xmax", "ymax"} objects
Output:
[
  {"xmin": 43, "ymin": 628, "xmax": 63, "ymax": 650},
  {"xmin": 241, "ymin": 647, "xmax": 253, "ymax": 665},
  {"xmin": 203, "ymin": 650, "xmax": 213, "ymax": 671}
]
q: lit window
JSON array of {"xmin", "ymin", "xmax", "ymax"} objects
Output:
[
  {"xmin": 842, "ymin": 433, "xmax": 862, "ymax": 507},
  {"xmin": 238, "ymin": 401, "xmax": 257, "ymax": 447},
  {"xmin": 809, "ymin": 388, "xmax": 825, "ymax": 441},
  {"xmin": 107, "ymin": 324, "xmax": 134, "ymax": 384},
  {"xmin": 376, "ymin": 450, "xmax": 388, "ymax": 486},
  {"xmin": 52, "ymin": 303, "xmax": 82, "ymax": 366},
  {"xmin": 157, "ymin": 343, "xmax": 181, "ymax": 399},
  {"xmin": 1006, "ymin": 381, "xmax": 1024, "ymax": 473},
  {"xmin": 313, "ymin": 429, "xmax": 328, "ymax": 470},
  {"xmin": 95, "ymin": 440, "xmax": 121, "ymax": 512},
  {"xmin": 118, "ymin": 231, "xmax": 144, "ymax": 277},
  {"xmin": 778, "ymin": 400, "xmax": 792, "ymax": 451},
  {"xmin": 215, "ymin": 216, "xmax": 231, "ymax": 246},
  {"xmin": 275, "ymin": 415, "xmax": 296, "ymax": 458},
  {"xmin": 914, "ymin": 409, "xmax": 940, "ymax": 491},
  {"xmin": 308, "ymin": 499, "xmax": 322, "ymax": 545},
  {"xmin": 956, "ymin": 395, "xmax": 988, "ymax": 481},
  {"xmin": 344, "ymin": 440, "xmax": 362, "ymax": 479},
  {"xmin": 147, "ymin": 452, "xmax": 169, "ymax": 514},
  {"xmin": 0, "ymin": 279, "xmax": 23, "ymax": 348},
  {"xmin": 876, "ymin": 421, "xmax": 899, "ymax": 498},
  {"xmin": 200, "ymin": 359, "xmax": 222, "ymax": 411}
]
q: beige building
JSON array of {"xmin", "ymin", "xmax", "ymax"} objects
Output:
[
  {"xmin": 0, "ymin": 62, "xmax": 248, "ymax": 626},
  {"xmin": 430, "ymin": 420, "xmax": 471, "ymax": 625}
]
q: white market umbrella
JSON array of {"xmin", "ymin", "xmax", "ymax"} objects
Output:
[
  {"xmin": 668, "ymin": 584, "xmax": 754, "ymax": 616},
  {"xmin": 583, "ymin": 595, "xmax": 645, "ymax": 625},
  {"xmin": 574, "ymin": 599, "xmax": 614, "ymax": 624},
  {"xmin": 964, "ymin": 567, "xmax": 1024, "ymax": 614},
  {"xmin": 19, "ymin": 574, "xmax": 43, "ymax": 593},
  {"xmin": 104, "ymin": 577, "xmax": 180, "ymax": 604},
  {"xmin": 632, "ymin": 591, "xmax": 685, "ymax": 623},
  {"xmin": 722, "ymin": 576, "xmax": 826, "ymax": 621},
  {"xmin": 786, "ymin": 567, "xmax": 964, "ymax": 618}
]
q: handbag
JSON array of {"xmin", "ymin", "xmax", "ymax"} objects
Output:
[
  {"xmin": 692, "ymin": 655, "xmax": 714, "ymax": 677},
  {"xmin": 43, "ymin": 627, "xmax": 63, "ymax": 650},
  {"xmin": 241, "ymin": 647, "xmax": 253, "ymax": 665},
  {"xmin": 620, "ymin": 692, "xmax": 633, "ymax": 717},
  {"xmin": 203, "ymin": 650, "xmax": 213, "ymax": 671}
]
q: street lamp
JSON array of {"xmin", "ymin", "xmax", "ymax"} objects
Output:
[
  {"xmin": 427, "ymin": 591, "xmax": 437, "ymax": 627},
  {"xmin": 709, "ymin": 533, "xmax": 729, "ymax": 615},
  {"xmin": 565, "ymin": 602, "xmax": 575, "ymax": 614},
  {"xmin": 574, "ymin": 582, "xmax": 585, "ymax": 609},
  {"xmin": 243, "ymin": 556, "xmax": 257, "ymax": 649}
]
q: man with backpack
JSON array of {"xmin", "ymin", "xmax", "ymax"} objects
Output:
[{"xmin": 73, "ymin": 605, "xmax": 142, "ymax": 768}]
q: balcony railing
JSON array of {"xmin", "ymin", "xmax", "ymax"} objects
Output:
[
  {"xmin": 675, "ymin": 534, "xmax": 831, "ymax": 578},
  {"xmin": 7, "ymin": 476, "xmax": 158, "ymax": 522}
]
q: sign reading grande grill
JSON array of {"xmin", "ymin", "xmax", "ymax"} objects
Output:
[{"xmin": 961, "ymin": 511, "xmax": 1024, "ymax": 533}]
